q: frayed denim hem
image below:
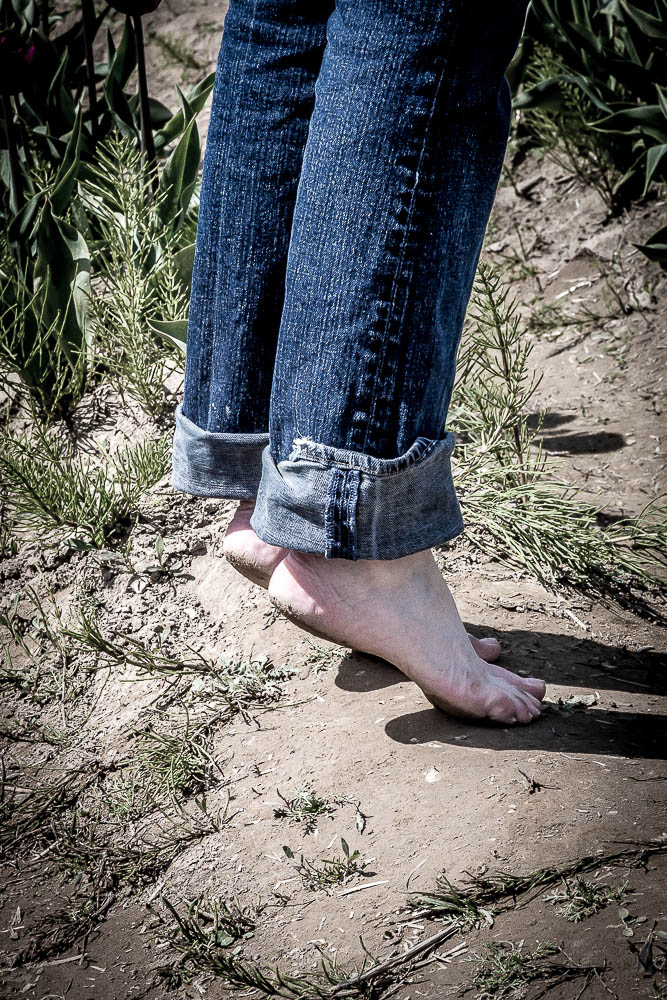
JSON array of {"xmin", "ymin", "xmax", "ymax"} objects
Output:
[
  {"xmin": 250, "ymin": 433, "xmax": 464, "ymax": 560},
  {"xmin": 170, "ymin": 402, "xmax": 269, "ymax": 500}
]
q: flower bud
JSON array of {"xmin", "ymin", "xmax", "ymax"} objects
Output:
[
  {"xmin": 0, "ymin": 32, "xmax": 37, "ymax": 96},
  {"xmin": 107, "ymin": 1, "xmax": 162, "ymax": 15}
]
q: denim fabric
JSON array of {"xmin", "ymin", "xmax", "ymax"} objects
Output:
[
  {"xmin": 172, "ymin": 0, "xmax": 529, "ymax": 559},
  {"xmin": 172, "ymin": 402, "xmax": 268, "ymax": 498}
]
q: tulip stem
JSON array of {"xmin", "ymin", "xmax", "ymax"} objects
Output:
[
  {"xmin": 81, "ymin": 0, "xmax": 98, "ymax": 141},
  {"xmin": 1, "ymin": 91, "xmax": 22, "ymax": 214},
  {"xmin": 132, "ymin": 13, "xmax": 157, "ymax": 190}
]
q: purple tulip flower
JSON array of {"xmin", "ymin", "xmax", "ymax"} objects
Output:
[
  {"xmin": 0, "ymin": 33, "xmax": 37, "ymax": 96},
  {"xmin": 107, "ymin": 1, "xmax": 162, "ymax": 15}
]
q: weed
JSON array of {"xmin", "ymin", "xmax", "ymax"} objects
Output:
[
  {"xmin": 153, "ymin": 894, "xmax": 258, "ymax": 988},
  {"xmin": 156, "ymin": 924, "xmax": 391, "ymax": 999},
  {"xmin": 407, "ymin": 843, "xmax": 666, "ymax": 926},
  {"xmin": 82, "ymin": 134, "xmax": 188, "ymax": 418},
  {"xmin": 452, "ymin": 263, "xmax": 667, "ymax": 598},
  {"xmin": 274, "ymin": 786, "xmax": 337, "ymax": 834},
  {"xmin": 0, "ymin": 765, "xmax": 104, "ymax": 851},
  {"xmin": 303, "ymin": 639, "xmax": 340, "ymax": 674},
  {"xmin": 106, "ymin": 715, "xmax": 221, "ymax": 819},
  {"xmin": 519, "ymin": 43, "xmax": 620, "ymax": 209},
  {"xmin": 49, "ymin": 800, "xmax": 220, "ymax": 887},
  {"xmin": 282, "ymin": 839, "xmax": 371, "ymax": 892},
  {"xmin": 464, "ymin": 941, "xmax": 595, "ymax": 999},
  {"xmin": 0, "ymin": 500, "xmax": 18, "ymax": 558},
  {"xmin": 59, "ymin": 601, "xmax": 295, "ymax": 718},
  {"xmin": 11, "ymin": 888, "xmax": 115, "ymax": 965},
  {"xmin": 544, "ymin": 876, "xmax": 628, "ymax": 922},
  {"xmin": 0, "ymin": 425, "xmax": 171, "ymax": 547},
  {"xmin": 134, "ymin": 718, "xmax": 216, "ymax": 798},
  {"xmin": 0, "ymin": 588, "xmax": 91, "ymax": 709}
]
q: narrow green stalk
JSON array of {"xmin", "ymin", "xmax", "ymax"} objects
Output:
[
  {"xmin": 81, "ymin": 0, "xmax": 98, "ymax": 140},
  {"xmin": 132, "ymin": 14, "xmax": 158, "ymax": 189},
  {"xmin": 1, "ymin": 91, "xmax": 22, "ymax": 212}
]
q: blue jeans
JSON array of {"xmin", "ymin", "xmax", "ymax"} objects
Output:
[{"xmin": 171, "ymin": 0, "xmax": 528, "ymax": 559}]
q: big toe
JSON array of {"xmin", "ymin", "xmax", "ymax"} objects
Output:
[
  {"xmin": 521, "ymin": 676, "xmax": 547, "ymax": 700},
  {"xmin": 488, "ymin": 662, "xmax": 546, "ymax": 701},
  {"xmin": 469, "ymin": 635, "xmax": 501, "ymax": 662},
  {"xmin": 485, "ymin": 682, "xmax": 542, "ymax": 725}
]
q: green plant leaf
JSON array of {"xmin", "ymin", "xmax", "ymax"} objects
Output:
[
  {"xmin": 107, "ymin": 17, "xmax": 137, "ymax": 89},
  {"xmin": 148, "ymin": 97, "xmax": 174, "ymax": 129},
  {"xmin": 619, "ymin": 0, "xmax": 667, "ymax": 39},
  {"xmin": 147, "ymin": 318, "xmax": 188, "ymax": 354},
  {"xmin": 50, "ymin": 108, "xmax": 83, "ymax": 217},
  {"xmin": 157, "ymin": 116, "xmax": 201, "ymax": 233},
  {"xmin": 644, "ymin": 142, "xmax": 667, "ymax": 190},
  {"xmin": 172, "ymin": 242, "xmax": 196, "ymax": 295},
  {"xmin": 514, "ymin": 76, "xmax": 566, "ymax": 112},
  {"xmin": 33, "ymin": 202, "xmax": 92, "ymax": 366},
  {"xmin": 104, "ymin": 73, "xmax": 139, "ymax": 136},
  {"xmin": 154, "ymin": 72, "xmax": 215, "ymax": 149},
  {"xmin": 634, "ymin": 224, "xmax": 667, "ymax": 267}
]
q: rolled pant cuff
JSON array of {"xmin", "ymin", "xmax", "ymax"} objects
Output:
[
  {"xmin": 251, "ymin": 433, "xmax": 464, "ymax": 560},
  {"xmin": 170, "ymin": 402, "xmax": 269, "ymax": 499}
]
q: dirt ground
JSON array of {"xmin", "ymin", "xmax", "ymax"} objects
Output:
[{"xmin": 1, "ymin": 2, "xmax": 666, "ymax": 999}]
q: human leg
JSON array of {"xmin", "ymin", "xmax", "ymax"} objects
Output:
[
  {"xmin": 255, "ymin": 0, "xmax": 545, "ymax": 720},
  {"xmin": 251, "ymin": 0, "xmax": 531, "ymax": 560},
  {"xmin": 171, "ymin": 0, "xmax": 333, "ymax": 500}
]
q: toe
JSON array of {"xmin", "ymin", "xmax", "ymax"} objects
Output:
[
  {"xmin": 523, "ymin": 677, "xmax": 547, "ymax": 700},
  {"xmin": 515, "ymin": 689, "xmax": 543, "ymax": 723},
  {"xmin": 469, "ymin": 635, "xmax": 501, "ymax": 662},
  {"xmin": 488, "ymin": 663, "xmax": 546, "ymax": 701},
  {"xmin": 487, "ymin": 690, "xmax": 522, "ymax": 725}
]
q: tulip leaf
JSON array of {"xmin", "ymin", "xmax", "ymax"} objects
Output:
[
  {"xmin": 176, "ymin": 85, "xmax": 195, "ymax": 127},
  {"xmin": 107, "ymin": 17, "xmax": 137, "ymax": 89},
  {"xmin": 157, "ymin": 116, "xmax": 201, "ymax": 233},
  {"xmin": 172, "ymin": 242, "xmax": 196, "ymax": 295},
  {"xmin": 33, "ymin": 202, "xmax": 92, "ymax": 367},
  {"xmin": 619, "ymin": 0, "xmax": 666, "ymax": 38},
  {"xmin": 154, "ymin": 72, "xmax": 215, "ymax": 149},
  {"xmin": 148, "ymin": 97, "xmax": 174, "ymax": 129},
  {"xmin": 104, "ymin": 73, "xmax": 139, "ymax": 136},
  {"xmin": 634, "ymin": 224, "xmax": 667, "ymax": 267},
  {"xmin": 50, "ymin": 108, "xmax": 83, "ymax": 218},
  {"xmin": 644, "ymin": 143, "xmax": 667, "ymax": 191},
  {"xmin": 147, "ymin": 318, "xmax": 188, "ymax": 355}
]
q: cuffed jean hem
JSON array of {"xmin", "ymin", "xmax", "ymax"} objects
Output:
[
  {"xmin": 250, "ymin": 434, "xmax": 464, "ymax": 560},
  {"xmin": 170, "ymin": 402, "xmax": 269, "ymax": 500}
]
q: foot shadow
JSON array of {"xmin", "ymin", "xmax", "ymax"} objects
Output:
[
  {"xmin": 384, "ymin": 706, "xmax": 666, "ymax": 761},
  {"xmin": 335, "ymin": 628, "xmax": 667, "ymax": 696},
  {"xmin": 539, "ymin": 430, "xmax": 626, "ymax": 454},
  {"xmin": 526, "ymin": 411, "xmax": 577, "ymax": 431}
]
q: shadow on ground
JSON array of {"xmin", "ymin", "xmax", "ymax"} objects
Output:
[
  {"xmin": 335, "ymin": 630, "xmax": 666, "ymax": 695},
  {"xmin": 333, "ymin": 630, "xmax": 666, "ymax": 760},
  {"xmin": 383, "ymin": 706, "xmax": 667, "ymax": 760}
]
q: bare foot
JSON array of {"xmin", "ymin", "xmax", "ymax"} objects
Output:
[
  {"xmin": 222, "ymin": 500, "xmax": 287, "ymax": 588},
  {"xmin": 222, "ymin": 503, "xmax": 503, "ymax": 663},
  {"xmin": 268, "ymin": 549, "xmax": 546, "ymax": 724}
]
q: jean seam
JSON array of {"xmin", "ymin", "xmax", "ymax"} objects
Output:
[
  {"xmin": 325, "ymin": 467, "xmax": 360, "ymax": 559},
  {"xmin": 291, "ymin": 435, "xmax": 445, "ymax": 477},
  {"xmin": 361, "ymin": 6, "xmax": 459, "ymax": 454}
]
